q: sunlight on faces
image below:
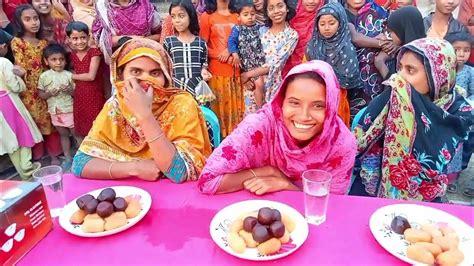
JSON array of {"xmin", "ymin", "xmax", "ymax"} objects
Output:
[
  {"xmin": 346, "ymin": 0, "xmax": 365, "ymax": 11},
  {"xmin": 254, "ymin": 0, "xmax": 264, "ymax": 11},
  {"xmin": 45, "ymin": 53, "xmax": 66, "ymax": 72},
  {"xmin": 68, "ymin": 30, "xmax": 89, "ymax": 51},
  {"xmin": 282, "ymin": 76, "xmax": 326, "ymax": 146},
  {"xmin": 21, "ymin": 9, "xmax": 41, "ymax": 34},
  {"xmin": 239, "ymin": 6, "xmax": 257, "ymax": 26},
  {"xmin": 452, "ymin": 41, "xmax": 472, "ymax": 65},
  {"xmin": 267, "ymin": 0, "xmax": 288, "ymax": 25},
  {"xmin": 318, "ymin": 14, "xmax": 339, "ymax": 39},
  {"xmin": 398, "ymin": 51, "xmax": 430, "ymax": 96},
  {"xmin": 302, "ymin": 0, "xmax": 321, "ymax": 12},
  {"xmin": 170, "ymin": 6, "xmax": 190, "ymax": 33},
  {"xmin": 31, "ymin": 0, "xmax": 52, "ymax": 15},
  {"xmin": 121, "ymin": 56, "xmax": 166, "ymax": 88},
  {"xmin": 435, "ymin": 0, "xmax": 459, "ymax": 15}
]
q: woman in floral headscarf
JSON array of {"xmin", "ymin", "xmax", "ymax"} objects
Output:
[
  {"xmin": 198, "ymin": 60, "xmax": 356, "ymax": 195},
  {"xmin": 72, "ymin": 38, "xmax": 212, "ymax": 182},
  {"xmin": 350, "ymin": 38, "xmax": 473, "ymax": 201}
]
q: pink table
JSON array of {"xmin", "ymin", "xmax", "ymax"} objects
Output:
[{"xmin": 20, "ymin": 174, "xmax": 473, "ymax": 265}]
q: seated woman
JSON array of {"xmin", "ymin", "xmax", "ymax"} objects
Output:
[
  {"xmin": 350, "ymin": 38, "xmax": 473, "ymax": 201},
  {"xmin": 198, "ymin": 60, "xmax": 356, "ymax": 195},
  {"xmin": 72, "ymin": 38, "xmax": 212, "ymax": 183}
]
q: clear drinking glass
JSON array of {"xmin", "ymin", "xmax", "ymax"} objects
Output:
[
  {"xmin": 302, "ymin": 169, "xmax": 332, "ymax": 225},
  {"xmin": 32, "ymin": 166, "xmax": 66, "ymax": 217}
]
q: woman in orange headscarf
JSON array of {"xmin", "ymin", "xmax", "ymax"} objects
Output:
[{"xmin": 72, "ymin": 38, "xmax": 212, "ymax": 183}]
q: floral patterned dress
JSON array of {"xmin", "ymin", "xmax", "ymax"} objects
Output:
[
  {"xmin": 10, "ymin": 38, "xmax": 54, "ymax": 135},
  {"xmin": 352, "ymin": 38, "xmax": 473, "ymax": 201}
]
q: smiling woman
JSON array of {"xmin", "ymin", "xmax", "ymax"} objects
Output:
[{"xmin": 198, "ymin": 60, "xmax": 357, "ymax": 196}]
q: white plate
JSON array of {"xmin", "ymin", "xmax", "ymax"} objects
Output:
[
  {"xmin": 369, "ymin": 204, "xmax": 474, "ymax": 265},
  {"xmin": 59, "ymin": 186, "xmax": 152, "ymax": 237},
  {"xmin": 210, "ymin": 200, "xmax": 309, "ymax": 261}
]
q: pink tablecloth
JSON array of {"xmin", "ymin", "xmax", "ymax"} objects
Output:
[{"xmin": 20, "ymin": 174, "xmax": 473, "ymax": 265}]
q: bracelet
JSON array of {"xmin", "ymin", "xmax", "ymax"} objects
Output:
[
  {"xmin": 249, "ymin": 168, "xmax": 257, "ymax": 178},
  {"xmin": 108, "ymin": 162, "xmax": 115, "ymax": 179},
  {"xmin": 148, "ymin": 132, "xmax": 165, "ymax": 143}
]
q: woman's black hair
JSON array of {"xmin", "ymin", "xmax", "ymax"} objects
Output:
[
  {"xmin": 286, "ymin": 71, "xmax": 326, "ymax": 87},
  {"xmin": 169, "ymin": 0, "xmax": 200, "ymax": 35},
  {"xmin": 14, "ymin": 4, "xmax": 42, "ymax": 38},
  {"xmin": 231, "ymin": 0, "xmax": 255, "ymax": 14},
  {"xmin": 445, "ymin": 31, "xmax": 474, "ymax": 47},
  {"xmin": 43, "ymin": 43, "xmax": 69, "ymax": 69},
  {"xmin": 65, "ymin": 21, "xmax": 90, "ymax": 37},
  {"xmin": 204, "ymin": 0, "xmax": 237, "ymax": 14},
  {"xmin": 0, "ymin": 29, "xmax": 15, "ymax": 62},
  {"xmin": 263, "ymin": 0, "xmax": 296, "ymax": 27},
  {"xmin": 112, "ymin": 36, "xmax": 133, "ymax": 53}
]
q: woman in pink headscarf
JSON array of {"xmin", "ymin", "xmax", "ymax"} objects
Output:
[
  {"xmin": 282, "ymin": 0, "xmax": 323, "ymax": 77},
  {"xmin": 198, "ymin": 60, "xmax": 356, "ymax": 195}
]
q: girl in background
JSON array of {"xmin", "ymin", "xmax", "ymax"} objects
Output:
[
  {"xmin": 30, "ymin": 0, "xmax": 71, "ymax": 44},
  {"xmin": 160, "ymin": 0, "xmax": 206, "ymax": 43},
  {"xmin": 200, "ymin": 0, "xmax": 244, "ymax": 137},
  {"xmin": 0, "ymin": 56, "xmax": 42, "ymax": 179},
  {"xmin": 164, "ymin": 0, "xmax": 212, "ymax": 97},
  {"xmin": 11, "ymin": 4, "xmax": 62, "ymax": 165},
  {"xmin": 67, "ymin": 21, "xmax": 106, "ymax": 140}
]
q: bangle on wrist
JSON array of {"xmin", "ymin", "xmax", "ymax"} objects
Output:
[
  {"xmin": 249, "ymin": 168, "xmax": 257, "ymax": 178},
  {"xmin": 148, "ymin": 132, "xmax": 165, "ymax": 144},
  {"xmin": 108, "ymin": 162, "xmax": 115, "ymax": 179}
]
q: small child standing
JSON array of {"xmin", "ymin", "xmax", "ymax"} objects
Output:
[
  {"xmin": 164, "ymin": 0, "xmax": 212, "ymax": 97},
  {"xmin": 445, "ymin": 32, "xmax": 473, "ymax": 104},
  {"xmin": 38, "ymin": 44, "xmax": 75, "ymax": 170},
  {"xmin": 66, "ymin": 21, "xmax": 105, "ymax": 140},
  {"xmin": 228, "ymin": 0, "xmax": 265, "ymax": 113}
]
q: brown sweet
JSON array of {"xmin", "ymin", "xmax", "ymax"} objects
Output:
[
  {"xmin": 84, "ymin": 199, "xmax": 99, "ymax": 214},
  {"xmin": 257, "ymin": 207, "xmax": 274, "ymax": 225},
  {"xmin": 269, "ymin": 221, "xmax": 285, "ymax": 238},
  {"xmin": 97, "ymin": 188, "xmax": 116, "ymax": 202},
  {"xmin": 76, "ymin": 194, "xmax": 95, "ymax": 210},
  {"xmin": 272, "ymin": 209, "xmax": 281, "ymax": 221},
  {"xmin": 391, "ymin": 216, "xmax": 411, "ymax": 234},
  {"xmin": 104, "ymin": 211, "xmax": 128, "ymax": 231},
  {"xmin": 96, "ymin": 201, "xmax": 114, "ymax": 218},
  {"xmin": 70, "ymin": 209, "xmax": 87, "ymax": 224},
  {"xmin": 252, "ymin": 224, "xmax": 271, "ymax": 243},
  {"xmin": 257, "ymin": 238, "xmax": 282, "ymax": 256},
  {"xmin": 82, "ymin": 214, "xmax": 105, "ymax": 233},
  {"xmin": 243, "ymin": 216, "xmax": 258, "ymax": 232},
  {"xmin": 125, "ymin": 199, "xmax": 141, "ymax": 219},
  {"xmin": 113, "ymin": 197, "xmax": 128, "ymax": 212}
]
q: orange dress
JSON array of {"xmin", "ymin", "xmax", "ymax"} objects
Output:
[
  {"xmin": 10, "ymin": 38, "xmax": 54, "ymax": 135},
  {"xmin": 199, "ymin": 12, "xmax": 244, "ymax": 137}
]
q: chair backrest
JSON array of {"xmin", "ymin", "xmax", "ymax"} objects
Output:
[
  {"xmin": 200, "ymin": 106, "xmax": 221, "ymax": 149},
  {"xmin": 351, "ymin": 106, "xmax": 368, "ymax": 131}
]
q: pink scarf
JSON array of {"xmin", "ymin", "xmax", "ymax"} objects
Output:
[
  {"xmin": 282, "ymin": 0, "xmax": 323, "ymax": 77},
  {"xmin": 198, "ymin": 60, "xmax": 356, "ymax": 194}
]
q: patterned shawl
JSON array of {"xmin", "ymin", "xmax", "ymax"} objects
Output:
[
  {"xmin": 306, "ymin": 2, "xmax": 361, "ymax": 90},
  {"xmin": 93, "ymin": 0, "xmax": 157, "ymax": 64},
  {"xmin": 79, "ymin": 38, "xmax": 212, "ymax": 177},
  {"xmin": 198, "ymin": 60, "xmax": 357, "ymax": 194},
  {"xmin": 283, "ymin": 0, "xmax": 323, "ymax": 77},
  {"xmin": 354, "ymin": 38, "xmax": 473, "ymax": 201}
]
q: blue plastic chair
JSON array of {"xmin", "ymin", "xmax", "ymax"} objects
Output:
[
  {"xmin": 347, "ymin": 106, "xmax": 367, "ymax": 195},
  {"xmin": 351, "ymin": 106, "xmax": 367, "ymax": 132},
  {"xmin": 200, "ymin": 106, "xmax": 221, "ymax": 149}
]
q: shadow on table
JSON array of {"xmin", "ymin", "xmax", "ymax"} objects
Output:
[{"xmin": 140, "ymin": 205, "xmax": 215, "ymax": 251}]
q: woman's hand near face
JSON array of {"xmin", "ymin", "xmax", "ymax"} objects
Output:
[{"xmin": 122, "ymin": 77, "xmax": 154, "ymax": 122}]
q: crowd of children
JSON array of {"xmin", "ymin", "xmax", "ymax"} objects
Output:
[{"xmin": 0, "ymin": 0, "xmax": 473, "ymax": 197}]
